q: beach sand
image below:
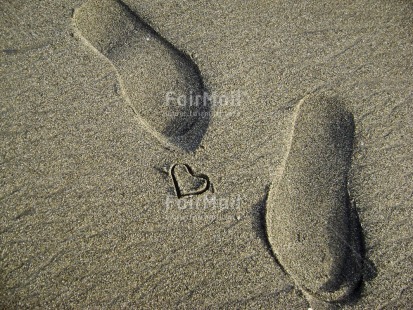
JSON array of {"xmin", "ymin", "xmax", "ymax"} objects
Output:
[{"xmin": 1, "ymin": 0, "xmax": 412, "ymax": 308}]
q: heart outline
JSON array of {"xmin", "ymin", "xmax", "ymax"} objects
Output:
[{"xmin": 170, "ymin": 164, "xmax": 210, "ymax": 198}]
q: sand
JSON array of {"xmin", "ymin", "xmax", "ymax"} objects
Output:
[
  {"xmin": 1, "ymin": 0, "xmax": 412, "ymax": 308},
  {"xmin": 73, "ymin": 0, "xmax": 209, "ymax": 152},
  {"xmin": 266, "ymin": 94, "xmax": 362, "ymax": 307}
]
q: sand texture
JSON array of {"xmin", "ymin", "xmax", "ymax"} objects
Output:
[
  {"xmin": 73, "ymin": 0, "xmax": 209, "ymax": 151},
  {"xmin": 1, "ymin": 0, "xmax": 413, "ymax": 308},
  {"xmin": 266, "ymin": 94, "xmax": 362, "ymax": 306}
]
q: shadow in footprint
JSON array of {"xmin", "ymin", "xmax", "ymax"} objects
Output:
[
  {"xmin": 251, "ymin": 188, "xmax": 288, "ymax": 274},
  {"xmin": 251, "ymin": 189, "xmax": 273, "ymax": 256},
  {"xmin": 73, "ymin": 0, "xmax": 210, "ymax": 152},
  {"xmin": 353, "ymin": 200, "xmax": 378, "ymax": 285}
]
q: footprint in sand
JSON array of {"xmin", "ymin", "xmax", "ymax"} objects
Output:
[
  {"xmin": 265, "ymin": 94, "xmax": 363, "ymax": 307},
  {"xmin": 73, "ymin": 0, "xmax": 210, "ymax": 151}
]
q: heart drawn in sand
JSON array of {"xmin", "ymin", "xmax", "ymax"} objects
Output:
[{"xmin": 170, "ymin": 164, "xmax": 210, "ymax": 198}]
